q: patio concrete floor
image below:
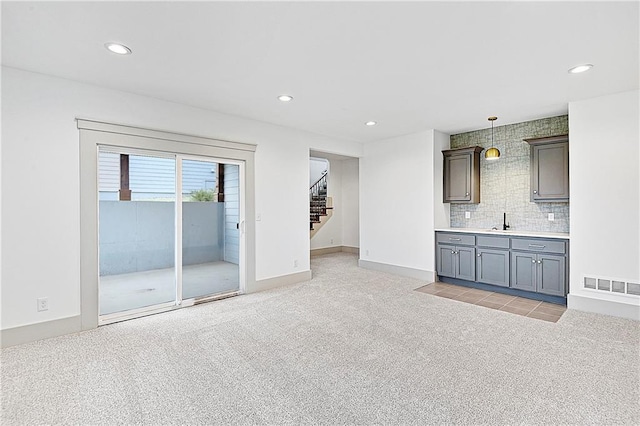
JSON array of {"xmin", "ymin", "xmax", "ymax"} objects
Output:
[{"xmin": 99, "ymin": 261, "xmax": 239, "ymax": 315}]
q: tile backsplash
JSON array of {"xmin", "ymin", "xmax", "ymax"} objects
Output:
[{"xmin": 449, "ymin": 115, "xmax": 569, "ymax": 233}]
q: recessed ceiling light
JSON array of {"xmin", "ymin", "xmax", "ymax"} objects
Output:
[
  {"xmin": 278, "ymin": 95, "xmax": 293, "ymax": 102},
  {"xmin": 105, "ymin": 42, "xmax": 132, "ymax": 55},
  {"xmin": 365, "ymin": 121, "xmax": 377, "ymax": 126},
  {"xmin": 568, "ymin": 64, "xmax": 593, "ymax": 74}
]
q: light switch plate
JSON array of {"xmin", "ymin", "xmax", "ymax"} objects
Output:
[
  {"xmin": 465, "ymin": 211, "xmax": 471, "ymax": 219},
  {"xmin": 548, "ymin": 213, "xmax": 555, "ymax": 221}
]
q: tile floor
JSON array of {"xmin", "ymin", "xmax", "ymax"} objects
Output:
[{"xmin": 416, "ymin": 282, "xmax": 566, "ymax": 322}]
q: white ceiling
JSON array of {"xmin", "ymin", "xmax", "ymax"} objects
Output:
[{"xmin": 2, "ymin": 1, "xmax": 638, "ymax": 143}]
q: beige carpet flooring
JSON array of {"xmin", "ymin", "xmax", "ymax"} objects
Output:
[{"xmin": 2, "ymin": 253, "xmax": 639, "ymax": 425}]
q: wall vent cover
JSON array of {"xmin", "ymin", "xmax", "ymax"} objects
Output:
[{"xmin": 583, "ymin": 276, "xmax": 640, "ymax": 297}]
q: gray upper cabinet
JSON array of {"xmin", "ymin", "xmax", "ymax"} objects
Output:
[
  {"xmin": 442, "ymin": 146, "xmax": 483, "ymax": 203},
  {"xmin": 524, "ymin": 135, "xmax": 569, "ymax": 202}
]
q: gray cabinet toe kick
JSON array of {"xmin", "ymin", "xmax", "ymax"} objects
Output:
[{"xmin": 435, "ymin": 231, "xmax": 568, "ymax": 304}]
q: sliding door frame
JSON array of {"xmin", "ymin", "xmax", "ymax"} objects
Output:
[
  {"xmin": 79, "ymin": 119, "xmax": 256, "ymax": 330},
  {"xmin": 177, "ymin": 154, "xmax": 246, "ymax": 305}
]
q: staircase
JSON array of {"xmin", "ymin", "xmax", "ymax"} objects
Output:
[{"xmin": 310, "ymin": 172, "xmax": 333, "ymax": 238}]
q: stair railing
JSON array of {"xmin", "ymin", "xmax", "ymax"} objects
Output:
[
  {"xmin": 309, "ymin": 172, "xmax": 328, "ymax": 198},
  {"xmin": 309, "ymin": 172, "xmax": 328, "ymax": 229}
]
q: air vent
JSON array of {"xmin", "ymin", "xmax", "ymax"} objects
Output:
[
  {"xmin": 597, "ymin": 279, "xmax": 610, "ymax": 291},
  {"xmin": 584, "ymin": 277, "xmax": 596, "ymax": 289},
  {"xmin": 583, "ymin": 276, "xmax": 640, "ymax": 297},
  {"xmin": 628, "ymin": 283, "xmax": 640, "ymax": 296},
  {"xmin": 612, "ymin": 281, "xmax": 625, "ymax": 293}
]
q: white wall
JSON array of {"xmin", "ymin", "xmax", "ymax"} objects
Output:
[
  {"xmin": 341, "ymin": 158, "xmax": 360, "ymax": 248},
  {"xmin": 568, "ymin": 89, "xmax": 639, "ymax": 318},
  {"xmin": 424, "ymin": 130, "xmax": 451, "ymax": 273},
  {"xmin": 432, "ymin": 130, "xmax": 451, "ymax": 230},
  {"xmin": 309, "ymin": 157, "xmax": 328, "ymax": 186},
  {"xmin": 1, "ymin": 67, "xmax": 362, "ymax": 330},
  {"xmin": 360, "ymin": 131, "xmax": 434, "ymax": 276}
]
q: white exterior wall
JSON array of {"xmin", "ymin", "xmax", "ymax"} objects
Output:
[
  {"xmin": 568, "ymin": 90, "xmax": 640, "ymax": 319},
  {"xmin": 360, "ymin": 131, "xmax": 434, "ymax": 278},
  {"xmin": 1, "ymin": 67, "xmax": 362, "ymax": 330}
]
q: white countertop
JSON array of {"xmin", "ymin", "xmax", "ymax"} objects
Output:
[{"xmin": 435, "ymin": 228, "xmax": 570, "ymax": 240}]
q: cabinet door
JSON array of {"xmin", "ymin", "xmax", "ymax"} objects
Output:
[
  {"xmin": 477, "ymin": 248, "xmax": 510, "ymax": 287},
  {"xmin": 532, "ymin": 142, "xmax": 569, "ymax": 201},
  {"xmin": 511, "ymin": 252, "xmax": 537, "ymax": 292},
  {"xmin": 444, "ymin": 154, "xmax": 471, "ymax": 202},
  {"xmin": 537, "ymin": 254, "xmax": 566, "ymax": 296},
  {"xmin": 456, "ymin": 246, "xmax": 476, "ymax": 281},
  {"xmin": 436, "ymin": 245, "xmax": 456, "ymax": 278}
]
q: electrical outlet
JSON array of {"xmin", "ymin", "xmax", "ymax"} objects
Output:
[
  {"xmin": 256, "ymin": 213, "xmax": 261, "ymax": 221},
  {"xmin": 37, "ymin": 297, "xmax": 49, "ymax": 312},
  {"xmin": 548, "ymin": 213, "xmax": 555, "ymax": 221},
  {"xmin": 465, "ymin": 211, "xmax": 471, "ymax": 219},
  {"xmin": 293, "ymin": 259, "xmax": 298, "ymax": 268}
]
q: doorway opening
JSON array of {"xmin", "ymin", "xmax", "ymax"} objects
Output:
[{"xmin": 308, "ymin": 150, "xmax": 360, "ymax": 259}]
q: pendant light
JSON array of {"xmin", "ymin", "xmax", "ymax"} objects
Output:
[{"xmin": 485, "ymin": 116, "xmax": 500, "ymax": 160}]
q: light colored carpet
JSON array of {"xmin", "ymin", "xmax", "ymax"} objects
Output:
[{"xmin": 2, "ymin": 253, "xmax": 639, "ymax": 425}]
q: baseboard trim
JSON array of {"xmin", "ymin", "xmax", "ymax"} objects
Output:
[
  {"xmin": 341, "ymin": 246, "xmax": 360, "ymax": 255},
  {"xmin": 251, "ymin": 270, "xmax": 313, "ymax": 293},
  {"xmin": 311, "ymin": 246, "xmax": 360, "ymax": 257},
  {"xmin": 568, "ymin": 293, "xmax": 640, "ymax": 321},
  {"xmin": 358, "ymin": 259, "xmax": 434, "ymax": 282},
  {"xmin": 1, "ymin": 315, "xmax": 82, "ymax": 348},
  {"xmin": 310, "ymin": 246, "xmax": 343, "ymax": 256}
]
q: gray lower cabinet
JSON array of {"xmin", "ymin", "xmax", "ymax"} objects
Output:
[
  {"xmin": 437, "ymin": 244, "xmax": 476, "ymax": 281},
  {"xmin": 510, "ymin": 236, "xmax": 567, "ymax": 297},
  {"xmin": 436, "ymin": 231, "xmax": 568, "ymax": 298},
  {"xmin": 476, "ymin": 248, "xmax": 510, "ymax": 287},
  {"xmin": 537, "ymin": 254, "xmax": 566, "ymax": 296},
  {"xmin": 511, "ymin": 252, "xmax": 566, "ymax": 296},
  {"xmin": 511, "ymin": 251, "xmax": 537, "ymax": 292}
]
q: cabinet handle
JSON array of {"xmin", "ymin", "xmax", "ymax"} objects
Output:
[
  {"xmin": 449, "ymin": 238, "xmax": 462, "ymax": 241},
  {"xmin": 532, "ymin": 259, "xmax": 536, "ymax": 264},
  {"xmin": 533, "ymin": 190, "xmax": 538, "ymax": 194},
  {"xmin": 528, "ymin": 244, "xmax": 545, "ymax": 249},
  {"xmin": 465, "ymin": 192, "xmax": 469, "ymax": 196},
  {"xmin": 538, "ymin": 260, "xmax": 542, "ymax": 264},
  {"xmin": 451, "ymin": 250, "xmax": 455, "ymax": 254},
  {"xmin": 477, "ymin": 253, "xmax": 482, "ymax": 257}
]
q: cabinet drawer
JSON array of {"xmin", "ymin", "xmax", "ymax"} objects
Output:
[
  {"xmin": 476, "ymin": 235, "xmax": 509, "ymax": 249},
  {"xmin": 436, "ymin": 233, "xmax": 475, "ymax": 246},
  {"xmin": 511, "ymin": 238, "xmax": 566, "ymax": 254}
]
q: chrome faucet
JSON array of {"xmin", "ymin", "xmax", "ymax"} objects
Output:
[{"xmin": 503, "ymin": 212, "xmax": 510, "ymax": 231}]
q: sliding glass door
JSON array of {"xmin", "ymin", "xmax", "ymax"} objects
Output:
[
  {"xmin": 98, "ymin": 150, "xmax": 177, "ymax": 316},
  {"xmin": 98, "ymin": 148, "xmax": 242, "ymax": 322},
  {"xmin": 180, "ymin": 158, "xmax": 239, "ymax": 300}
]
